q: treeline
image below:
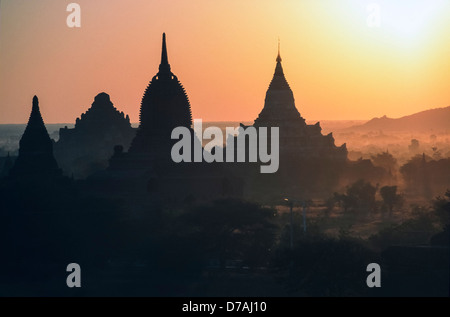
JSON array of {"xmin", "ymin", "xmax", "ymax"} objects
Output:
[
  {"xmin": 356, "ymin": 151, "xmax": 450, "ymax": 199},
  {"xmin": 0, "ymin": 176, "xmax": 448, "ymax": 296}
]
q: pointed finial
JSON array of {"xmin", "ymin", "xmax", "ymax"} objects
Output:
[
  {"xmin": 33, "ymin": 95, "xmax": 39, "ymax": 109},
  {"xmin": 158, "ymin": 32, "xmax": 172, "ymax": 77},
  {"xmin": 161, "ymin": 33, "xmax": 168, "ymax": 65},
  {"xmin": 276, "ymin": 37, "xmax": 282, "ymax": 63}
]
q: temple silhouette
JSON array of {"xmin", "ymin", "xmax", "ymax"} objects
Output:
[
  {"xmin": 9, "ymin": 96, "xmax": 62, "ymax": 179},
  {"xmin": 128, "ymin": 33, "xmax": 192, "ymax": 156},
  {"xmin": 227, "ymin": 45, "xmax": 348, "ymax": 200},
  {"xmin": 109, "ymin": 33, "xmax": 196, "ymax": 169},
  {"xmin": 0, "ymin": 33, "xmax": 446, "ymax": 297},
  {"xmin": 3, "ymin": 35, "xmax": 350, "ymax": 202},
  {"xmin": 54, "ymin": 92, "xmax": 135, "ymax": 179},
  {"xmin": 88, "ymin": 33, "xmax": 242, "ymax": 204},
  {"xmin": 253, "ymin": 46, "xmax": 347, "ymax": 161}
]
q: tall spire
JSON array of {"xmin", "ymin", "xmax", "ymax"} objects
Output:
[
  {"xmin": 32, "ymin": 95, "xmax": 39, "ymax": 112},
  {"xmin": 161, "ymin": 33, "xmax": 169, "ymax": 65},
  {"xmin": 274, "ymin": 38, "xmax": 284, "ymax": 76},
  {"xmin": 277, "ymin": 37, "xmax": 282, "ymax": 63},
  {"xmin": 128, "ymin": 32, "xmax": 192, "ymax": 155},
  {"xmin": 25, "ymin": 96, "xmax": 48, "ymax": 143},
  {"xmin": 9, "ymin": 95, "xmax": 61, "ymax": 177},
  {"xmin": 158, "ymin": 32, "xmax": 172, "ymax": 78},
  {"xmin": 21, "ymin": 95, "xmax": 52, "ymax": 152},
  {"xmin": 253, "ymin": 41, "xmax": 303, "ymax": 127},
  {"xmin": 28, "ymin": 95, "xmax": 46, "ymax": 129}
]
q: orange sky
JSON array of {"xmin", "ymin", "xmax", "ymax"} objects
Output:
[{"xmin": 0, "ymin": 0, "xmax": 449, "ymax": 124}]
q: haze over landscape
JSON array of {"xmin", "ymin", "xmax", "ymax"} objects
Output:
[
  {"xmin": 1, "ymin": 0, "xmax": 449, "ymax": 124},
  {"xmin": 0, "ymin": 0, "xmax": 449, "ymax": 298}
]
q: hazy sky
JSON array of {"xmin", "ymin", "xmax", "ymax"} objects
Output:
[{"xmin": 0, "ymin": 0, "xmax": 449, "ymax": 124}]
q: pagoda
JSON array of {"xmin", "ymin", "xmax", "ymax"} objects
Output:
[
  {"xmin": 91, "ymin": 33, "xmax": 241, "ymax": 204},
  {"xmin": 54, "ymin": 92, "xmax": 135, "ymax": 178},
  {"xmin": 235, "ymin": 45, "xmax": 348, "ymax": 199},
  {"xmin": 254, "ymin": 45, "xmax": 347, "ymax": 160},
  {"xmin": 9, "ymin": 96, "xmax": 62, "ymax": 178},
  {"xmin": 127, "ymin": 32, "xmax": 193, "ymax": 158},
  {"xmin": 254, "ymin": 45, "xmax": 305, "ymax": 129}
]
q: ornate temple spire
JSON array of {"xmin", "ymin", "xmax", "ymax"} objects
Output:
[
  {"xmin": 253, "ymin": 41, "xmax": 303, "ymax": 127},
  {"xmin": 158, "ymin": 32, "xmax": 172, "ymax": 79},
  {"xmin": 274, "ymin": 39, "xmax": 285, "ymax": 77},
  {"xmin": 276, "ymin": 37, "xmax": 282, "ymax": 63},
  {"xmin": 128, "ymin": 33, "xmax": 192, "ymax": 155},
  {"xmin": 29, "ymin": 96, "xmax": 46, "ymax": 131},
  {"xmin": 161, "ymin": 33, "xmax": 169, "ymax": 65},
  {"xmin": 22, "ymin": 96, "xmax": 52, "ymax": 152},
  {"xmin": 9, "ymin": 96, "xmax": 61, "ymax": 177}
]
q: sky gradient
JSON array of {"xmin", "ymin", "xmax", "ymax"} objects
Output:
[{"xmin": 0, "ymin": 0, "xmax": 449, "ymax": 124}]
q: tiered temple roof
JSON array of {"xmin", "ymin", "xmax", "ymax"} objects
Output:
[
  {"xmin": 98, "ymin": 33, "xmax": 240, "ymax": 203},
  {"xmin": 254, "ymin": 47, "xmax": 305, "ymax": 128},
  {"xmin": 73, "ymin": 92, "xmax": 131, "ymax": 132},
  {"xmin": 54, "ymin": 92, "xmax": 135, "ymax": 178},
  {"xmin": 252, "ymin": 47, "xmax": 347, "ymax": 159}
]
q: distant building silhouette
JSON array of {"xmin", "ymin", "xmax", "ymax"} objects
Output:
[
  {"xmin": 254, "ymin": 48, "xmax": 304, "ymax": 128},
  {"xmin": 54, "ymin": 92, "xmax": 135, "ymax": 179},
  {"xmin": 231, "ymin": 46, "xmax": 347, "ymax": 199},
  {"xmin": 253, "ymin": 46, "xmax": 347, "ymax": 160},
  {"xmin": 344, "ymin": 158, "xmax": 387, "ymax": 185},
  {"xmin": 128, "ymin": 32, "xmax": 192, "ymax": 157},
  {"xmin": 91, "ymin": 33, "xmax": 242, "ymax": 204},
  {"xmin": 109, "ymin": 33, "xmax": 198, "ymax": 170},
  {"xmin": 9, "ymin": 96, "xmax": 62, "ymax": 178}
]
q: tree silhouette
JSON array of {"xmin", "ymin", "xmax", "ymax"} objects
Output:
[
  {"xmin": 433, "ymin": 190, "xmax": 450, "ymax": 227},
  {"xmin": 272, "ymin": 236, "xmax": 378, "ymax": 296},
  {"xmin": 380, "ymin": 185, "xmax": 403, "ymax": 216},
  {"xmin": 180, "ymin": 199, "xmax": 277, "ymax": 269},
  {"xmin": 408, "ymin": 139, "xmax": 420, "ymax": 154},
  {"xmin": 371, "ymin": 151, "xmax": 397, "ymax": 173},
  {"xmin": 335, "ymin": 180, "xmax": 378, "ymax": 213},
  {"xmin": 430, "ymin": 190, "xmax": 450, "ymax": 246}
]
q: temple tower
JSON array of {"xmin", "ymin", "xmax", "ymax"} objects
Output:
[
  {"xmin": 128, "ymin": 33, "xmax": 193, "ymax": 155},
  {"xmin": 10, "ymin": 96, "xmax": 61, "ymax": 177},
  {"xmin": 254, "ymin": 44, "xmax": 305, "ymax": 129},
  {"xmin": 54, "ymin": 92, "xmax": 134, "ymax": 178}
]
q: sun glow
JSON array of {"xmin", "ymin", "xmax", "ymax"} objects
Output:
[
  {"xmin": 0, "ymin": 0, "xmax": 449, "ymax": 123},
  {"xmin": 382, "ymin": 1, "xmax": 445, "ymax": 36},
  {"xmin": 372, "ymin": 0, "xmax": 448, "ymax": 47}
]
